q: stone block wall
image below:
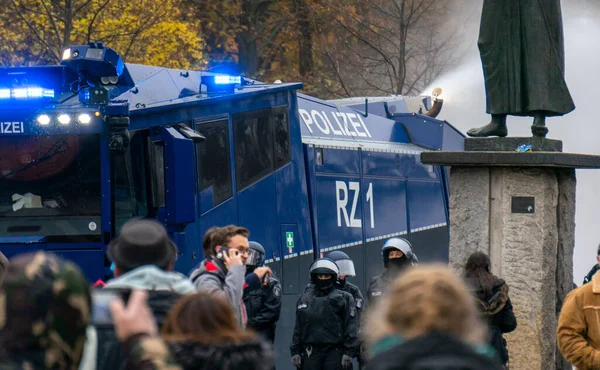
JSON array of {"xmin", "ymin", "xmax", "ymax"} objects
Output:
[{"xmin": 448, "ymin": 166, "xmax": 575, "ymax": 370}]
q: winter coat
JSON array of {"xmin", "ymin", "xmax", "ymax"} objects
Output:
[
  {"xmin": 367, "ymin": 332, "xmax": 503, "ymax": 370},
  {"xmin": 583, "ymin": 264, "xmax": 600, "ymax": 285},
  {"xmin": 190, "ymin": 258, "xmax": 247, "ymax": 327},
  {"xmin": 121, "ymin": 334, "xmax": 183, "ymax": 370},
  {"xmin": 167, "ymin": 339, "xmax": 273, "ymax": 370},
  {"xmin": 472, "ymin": 279, "xmax": 517, "ymax": 365},
  {"xmin": 557, "ymin": 270, "xmax": 600, "ymax": 370},
  {"xmin": 89, "ymin": 265, "xmax": 195, "ymax": 370}
]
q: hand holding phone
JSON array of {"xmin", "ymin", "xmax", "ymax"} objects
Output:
[{"xmin": 222, "ymin": 248, "xmax": 243, "ymax": 268}]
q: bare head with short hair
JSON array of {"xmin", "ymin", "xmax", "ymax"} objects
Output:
[
  {"xmin": 363, "ymin": 264, "xmax": 486, "ymax": 350},
  {"xmin": 202, "ymin": 227, "xmax": 220, "ymax": 256},
  {"xmin": 210, "ymin": 225, "xmax": 250, "ymax": 256}
]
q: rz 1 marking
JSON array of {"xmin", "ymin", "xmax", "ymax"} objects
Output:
[
  {"xmin": 335, "ymin": 181, "xmax": 375, "ymax": 229},
  {"xmin": 0, "ymin": 122, "xmax": 24, "ymax": 134}
]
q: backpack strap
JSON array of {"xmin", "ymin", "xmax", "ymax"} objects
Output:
[{"xmin": 191, "ymin": 270, "xmax": 225, "ymax": 284}]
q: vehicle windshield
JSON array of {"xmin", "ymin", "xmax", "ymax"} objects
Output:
[{"xmin": 0, "ymin": 134, "xmax": 101, "ymax": 239}]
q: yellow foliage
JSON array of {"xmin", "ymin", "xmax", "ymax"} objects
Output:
[{"xmin": 0, "ymin": 0, "xmax": 205, "ymax": 69}]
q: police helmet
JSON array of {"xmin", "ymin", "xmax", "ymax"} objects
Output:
[
  {"xmin": 382, "ymin": 237, "xmax": 415, "ymax": 264},
  {"xmin": 309, "ymin": 258, "xmax": 339, "ymax": 279},
  {"xmin": 325, "ymin": 250, "xmax": 356, "ymax": 277},
  {"xmin": 246, "ymin": 241, "xmax": 266, "ymax": 267}
]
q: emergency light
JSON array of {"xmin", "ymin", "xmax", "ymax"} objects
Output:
[
  {"xmin": 215, "ymin": 75, "xmax": 242, "ymax": 85},
  {"xmin": 0, "ymin": 65, "xmax": 68, "ymax": 104},
  {"xmin": 0, "ymin": 87, "xmax": 55, "ymax": 100},
  {"xmin": 201, "ymin": 74, "xmax": 245, "ymax": 94}
]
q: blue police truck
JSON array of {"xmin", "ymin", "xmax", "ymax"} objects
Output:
[{"xmin": 0, "ymin": 43, "xmax": 463, "ymax": 369}]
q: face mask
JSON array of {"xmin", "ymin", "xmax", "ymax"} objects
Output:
[
  {"xmin": 336, "ymin": 278, "xmax": 346, "ymax": 287},
  {"xmin": 314, "ymin": 278, "xmax": 333, "ymax": 290},
  {"xmin": 388, "ymin": 256, "xmax": 411, "ymax": 270}
]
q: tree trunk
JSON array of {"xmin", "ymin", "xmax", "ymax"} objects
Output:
[
  {"xmin": 236, "ymin": 0, "xmax": 259, "ymax": 77},
  {"xmin": 295, "ymin": 0, "xmax": 313, "ymax": 77},
  {"xmin": 63, "ymin": 0, "xmax": 74, "ymax": 50}
]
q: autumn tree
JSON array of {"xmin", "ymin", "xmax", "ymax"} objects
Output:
[
  {"xmin": 0, "ymin": 0, "xmax": 204, "ymax": 69},
  {"xmin": 186, "ymin": 0, "xmax": 291, "ymax": 77}
]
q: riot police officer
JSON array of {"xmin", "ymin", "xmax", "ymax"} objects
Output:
[
  {"xmin": 291, "ymin": 258, "xmax": 358, "ymax": 370},
  {"xmin": 325, "ymin": 251, "xmax": 364, "ymax": 310},
  {"xmin": 326, "ymin": 250, "xmax": 365, "ymax": 367},
  {"xmin": 243, "ymin": 241, "xmax": 282, "ymax": 343},
  {"xmin": 367, "ymin": 237, "xmax": 417, "ymax": 306}
]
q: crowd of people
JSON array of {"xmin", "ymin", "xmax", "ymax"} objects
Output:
[{"xmin": 15, "ymin": 217, "xmax": 595, "ymax": 369}]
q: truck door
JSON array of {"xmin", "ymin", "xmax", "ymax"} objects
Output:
[{"xmin": 153, "ymin": 125, "xmax": 200, "ymax": 272}]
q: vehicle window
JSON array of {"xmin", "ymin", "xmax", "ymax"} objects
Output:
[
  {"xmin": 113, "ymin": 131, "xmax": 148, "ymax": 232},
  {"xmin": 233, "ymin": 109, "xmax": 274, "ymax": 190},
  {"xmin": 195, "ymin": 118, "xmax": 233, "ymax": 207},
  {"xmin": 148, "ymin": 137, "xmax": 166, "ymax": 208},
  {"xmin": 272, "ymin": 106, "xmax": 291, "ymax": 169},
  {"xmin": 0, "ymin": 134, "xmax": 101, "ymax": 238}
]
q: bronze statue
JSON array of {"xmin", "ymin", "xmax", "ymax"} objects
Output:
[{"xmin": 467, "ymin": 0, "xmax": 575, "ymax": 138}]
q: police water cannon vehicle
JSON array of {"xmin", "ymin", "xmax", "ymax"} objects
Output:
[{"xmin": 0, "ymin": 42, "xmax": 463, "ymax": 369}]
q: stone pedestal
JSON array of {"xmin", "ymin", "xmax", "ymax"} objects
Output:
[{"xmin": 421, "ymin": 138, "xmax": 600, "ymax": 370}]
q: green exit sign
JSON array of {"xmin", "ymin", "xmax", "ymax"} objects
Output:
[{"xmin": 286, "ymin": 232, "xmax": 294, "ymax": 248}]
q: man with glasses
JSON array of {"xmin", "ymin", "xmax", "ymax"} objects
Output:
[{"xmin": 190, "ymin": 225, "xmax": 271, "ymax": 326}]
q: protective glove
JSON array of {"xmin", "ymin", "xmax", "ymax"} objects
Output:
[
  {"xmin": 291, "ymin": 354, "xmax": 302, "ymax": 368},
  {"xmin": 342, "ymin": 354, "xmax": 353, "ymax": 368}
]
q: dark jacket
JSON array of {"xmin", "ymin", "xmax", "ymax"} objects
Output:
[
  {"xmin": 243, "ymin": 273, "xmax": 282, "ymax": 342},
  {"xmin": 291, "ymin": 283, "xmax": 358, "ymax": 358},
  {"xmin": 368, "ymin": 332, "xmax": 503, "ymax": 370},
  {"xmin": 367, "ymin": 268, "xmax": 400, "ymax": 307},
  {"xmin": 167, "ymin": 339, "xmax": 273, "ymax": 370},
  {"xmin": 583, "ymin": 264, "xmax": 600, "ymax": 285},
  {"xmin": 472, "ymin": 279, "xmax": 517, "ymax": 365},
  {"xmin": 96, "ymin": 290, "xmax": 184, "ymax": 370}
]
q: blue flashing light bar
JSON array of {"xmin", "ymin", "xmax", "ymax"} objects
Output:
[
  {"xmin": 214, "ymin": 75, "xmax": 242, "ymax": 85},
  {"xmin": 0, "ymin": 87, "xmax": 55, "ymax": 99}
]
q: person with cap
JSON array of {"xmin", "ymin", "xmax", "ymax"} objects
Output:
[
  {"xmin": 290, "ymin": 258, "xmax": 358, "ymax": 370},
  {"xmin": 0, "ymin": 251, "xmax": 182, "ymax": 370},
  {"xmin": 190, "ymin": 225, "xmax": 272, "ymax": 327},
  {"xmin": 92, "ymin": 219, "xmax": 195, "ymax": 370},
  {"xmin": 243, "ymin": 241, "xmax": 282, "ymax": 343},
  {"xmin": 326, "ymin": 250, "xmax": 366, "ymax": 367},
  {"xmin": 367, "ymin": 237, "xmax": 417, "ymax": 307}
]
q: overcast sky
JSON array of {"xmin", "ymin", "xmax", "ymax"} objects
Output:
[{"xmin": 424, "ymin": 1, "xmax": 600, "ymax": 284}]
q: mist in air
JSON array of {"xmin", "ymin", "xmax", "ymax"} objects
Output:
[{"xmin": 425, "ymin": 1, "xmax": 600, "ymax": 283}]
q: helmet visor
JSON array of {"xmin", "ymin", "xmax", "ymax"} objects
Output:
[
  {"xmin": 335, "ymin": 259, "xmax": 356, "ymax": 276},
  {"xmin": 245, "ymin": 249, "xmax": 264, "ymax": 266}
]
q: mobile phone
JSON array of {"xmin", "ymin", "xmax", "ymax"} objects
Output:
[
  {"xmin": 91, "ymin": 288, "xmax": 131, "ymax": 326},
  {"xmin": 216, "ymin": 246, "xmax": 230, "ymax": 261}
]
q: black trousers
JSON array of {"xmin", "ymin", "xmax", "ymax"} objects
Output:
[{"xmin": 301, "ymin": 346, "xmax": 344, "ymax": 370}]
